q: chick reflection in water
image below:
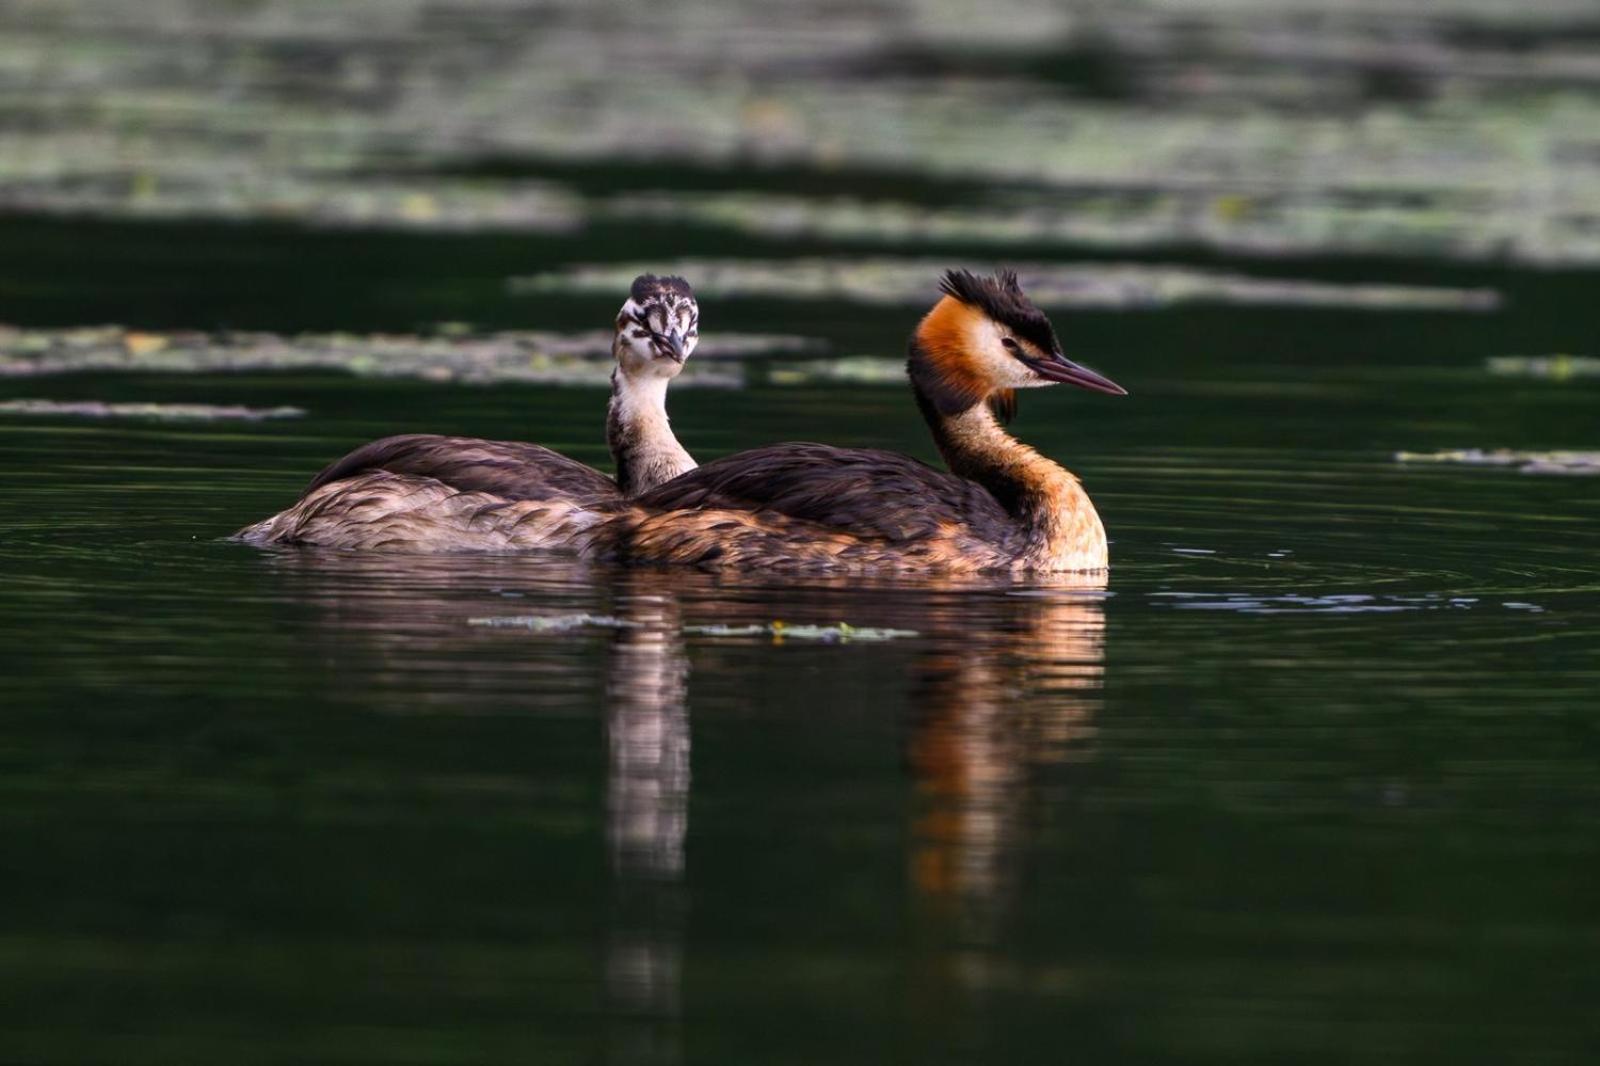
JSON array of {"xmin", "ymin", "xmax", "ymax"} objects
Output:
[
  {"xmin": 603, "ymin": 578, "xmax": 690, "ymax": 1066},
  {"xmin": 255, "ymin": 554, "xmax": 693, "ymax": 1063},
  {"xmin": 252, "ymin": 552, "xmax": 1105, "ymax": 1058}
]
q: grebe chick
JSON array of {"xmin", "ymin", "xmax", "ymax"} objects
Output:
[
  {"xmin": 612, "ymin": 270, "xmax": 1125, "ymax": 573},
  {"xmin": 235, "ymin": 275, "xmax": 700, "ymax": 551}
]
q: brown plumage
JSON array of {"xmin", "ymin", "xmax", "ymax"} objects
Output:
[
  {"xmin": 605, "ymin": 269, "xmax": 1126, "ymax": 574},
  {"xmin": 305, "ymin": 434, "xmax": 617, "ymax": 502},
  {"xmin": 238, "ymin": 469, "xmax": 612, "ymax": 553},
  {"xmin": 235, "ymin": 276, "xmax": 699, "ymax": 551}
]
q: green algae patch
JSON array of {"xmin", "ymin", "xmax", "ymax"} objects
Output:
[
  {"xmin": 514, "ymin": 259, "xmax": 1501, "ymax": 312},
  {"xmin": 599, "ymin": 186, "xmax": 1600, "ymax": 266},
  {"xmin": 0, "ymin": 325, "xmax": 817, "ymax": 386},
  {"xmin": 767, "ymin": 357, "xmax": 907, "ymax": 386},
  {"xmin": 0, "ymin": 400, "xmax": 305, "ymax": 421},
  {"xmin": 1395, "ymin": 448, "xmax": 1600, "ymax": 475},
  {"xmin": 1487, "ymin": 355, "xmax": 1600, "ymax": 381}
]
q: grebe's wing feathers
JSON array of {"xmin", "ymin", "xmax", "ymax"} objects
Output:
[
  {"xmin": 634, "ymin": 442, "xmax": 1015, "ymax": 544},
  {"xmin": 306, "ymin": 434, "xmax": 616, "ymax": 503}
]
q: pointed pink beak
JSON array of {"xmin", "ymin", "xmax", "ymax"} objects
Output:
[{"xmin": 1031, "ymin": 352, "xmax": 1127, "ymax": 395}]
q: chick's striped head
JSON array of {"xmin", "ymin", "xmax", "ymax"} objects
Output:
[{"xmin": 615, "ymin": 274, "xmax": 699, "ymax": 379}]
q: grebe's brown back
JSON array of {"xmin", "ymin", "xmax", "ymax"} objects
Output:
[
  {"xmin": 611, "ymin": 270, "xmax": 1125, "ymax": 573},
  {"xmin": 235, "ymin": 275, "xmax": 700, "ymax": 551}
]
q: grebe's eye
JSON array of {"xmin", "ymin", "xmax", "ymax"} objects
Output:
[{"xmin": 1000, "ymin": 337, "xmax": 1021, "ymax": 353}]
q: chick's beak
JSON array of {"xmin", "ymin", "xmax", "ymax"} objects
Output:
[
  {"xmin": 1031, "ymin": 351, "xmax": 1127, "ymax": 395},
  {"xmin": 662, "ymin": 330, "xmax": 687, "ymax": 364}
]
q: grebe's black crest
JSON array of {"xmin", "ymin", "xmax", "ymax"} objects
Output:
[
  {"xmin": 631, "ymin": 274, "xmax": 694, "ymax": 303},
  {"xmin": 939, "ymin": 268, "xmax": 1062, "ymax": 357}
]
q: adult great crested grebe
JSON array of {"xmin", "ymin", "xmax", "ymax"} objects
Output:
[
  {"xmin": 609, "ymin": 270, "xmax": 1125, "ymax": 573},
  {"xmin": 235, "ymin": 275, "xmax": 700, "ymax": 551}
]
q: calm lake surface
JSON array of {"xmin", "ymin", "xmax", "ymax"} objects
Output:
[{"xmin": 2, "ymin": 211, "xmax": 1597, "ymax": 1063}]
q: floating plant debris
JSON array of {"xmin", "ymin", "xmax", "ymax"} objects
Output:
[
  {"xmin": 682, "ymin": 621, "xmax": 919, "ymax": 642},
  {"xmin": 1486, "ymin": 355, "xmax": 1600, "ymax": 381},
  {"xmin": 468, "ymin": 614, "xmax": 917, "ymax": 641},
  {"xmin": 0, "ymin": 325, "xmax": 817, "ymax": 385},
  {"xmin": 513, "ymin": 259, "xmax": 1500, "ymax": 312},
  {"xmin": 0, "ymin": 399, "xmax": 305, "ymax": 421},
  {"xmin": 1394, "ymin": 449, "xmax": 1600, "ymax": 475},
  {"xmin": 468, "ymin": 614, "xmax": 641, "ymax": 632},
  {"xmin": 1150, "ymin": 591, "xmax": 1495, "ymax": 615}
]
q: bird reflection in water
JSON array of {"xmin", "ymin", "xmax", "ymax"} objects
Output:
[
  {"xmin": 602, "ymin": 578, "xmax": 690, "ymax": 1066},
  {"xmin": 902, "ymin": 582, "xmax": 1104, "ymax": 1022},
  {"xmin": 253, "ymin": 552, "xmax": 1106, "ymax": 1059}
]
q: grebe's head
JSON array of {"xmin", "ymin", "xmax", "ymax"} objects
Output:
[
  {"xmin": 614, "ymin": 274, "xmax": 699, "ymax": 381},
  {"xmin": 910, "ymin": 269, "xmax": 1125, "ymax": 417}
]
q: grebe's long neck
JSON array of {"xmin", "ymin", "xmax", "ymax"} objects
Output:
[
  {"xmin": 911, "ymin": 359, "xmax": 1106, "ymax": 570},
  {"xmin": 607, "ymin": 366, "xmax": 696, "ymax": 497}
]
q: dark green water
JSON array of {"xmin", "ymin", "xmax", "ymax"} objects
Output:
[{"xmin": 3, "ymin": 217, "xmax": 1600, "ymax": 1064}]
